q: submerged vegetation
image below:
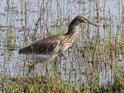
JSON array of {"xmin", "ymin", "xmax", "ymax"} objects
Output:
[{"xmin": 0, "ymin": 0, "xmax": 124, "ymax": 93}]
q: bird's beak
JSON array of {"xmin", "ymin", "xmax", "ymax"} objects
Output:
[{"xmin": 87, "ymin": 19, "xmax": 98, "ymax": 27}]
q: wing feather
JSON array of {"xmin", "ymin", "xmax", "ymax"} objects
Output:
[{"xmin": 19, "ymin": 38, "xmax": 60, "ymax": 54}]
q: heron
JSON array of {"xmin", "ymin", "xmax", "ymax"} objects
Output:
[{"xmin": 19, "ymin": 15, "xmax": 97, "ymax": 71}]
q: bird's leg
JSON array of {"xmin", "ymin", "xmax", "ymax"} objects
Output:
[
  {"xmin": 28, "ymin": 60, "xmax": 43, "ymax": 74},
  {"xmin": 28, "ymin": 63, "xmax": 36, "ymax": 73},
  {"xmin": 59, "ymin": 53, "xmax": 67, "ymax": 60},
  {"xmin": 59, "ymin": 53, "xmax": 64, "ymax": 57}
]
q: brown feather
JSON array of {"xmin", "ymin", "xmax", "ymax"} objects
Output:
[{"xmin": 19, "ymin": 35, "xmax": 64, "ymax": 54}]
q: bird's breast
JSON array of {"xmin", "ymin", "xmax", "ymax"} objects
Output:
[{"xmin": 60, "ymin": 34, "xmax": 77, "ymax": 51}]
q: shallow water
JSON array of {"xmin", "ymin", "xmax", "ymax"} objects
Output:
[{"xmin": 0, "ymin": 0, "xmax": 124, "ymax": 86}]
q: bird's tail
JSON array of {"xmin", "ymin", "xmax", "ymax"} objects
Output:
[{"xmin": 19, "ymin": 46, "xmax": 31, "ymax": 54}]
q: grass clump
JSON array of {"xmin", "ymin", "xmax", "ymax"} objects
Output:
[{"xmin": 0, "ymin": 75, "xmax": 79, "ymax": 93}]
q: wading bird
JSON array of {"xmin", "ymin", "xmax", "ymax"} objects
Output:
[{"xmin": 19, "ymin": 15, "xmax": 97, "ymax": 71}]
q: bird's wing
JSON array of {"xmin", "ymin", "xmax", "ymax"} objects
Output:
[{"xmin": 19, "ymin": 38, "xmax": 61, "ymax": 54}]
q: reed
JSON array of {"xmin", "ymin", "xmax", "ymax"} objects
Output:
[{"xmin": 0, "ymin": 0, "xmax": 124, "ymax": 92}]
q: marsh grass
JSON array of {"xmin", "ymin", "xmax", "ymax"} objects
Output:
[
  {"xmin": 0, "ymin": 71, "xmax": 124, "ymax": 93},
  {"xmin": 0, "ymin": 0, "xmax": 124, "ymax": 93},
  {"xmin": 0, "ymin": 75, "xmax": 79, "ymax": 93}
]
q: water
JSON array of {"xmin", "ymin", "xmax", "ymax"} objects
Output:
[{"xmin": 0, "ymin": 0, "xmax": 124, "ymax": 86}]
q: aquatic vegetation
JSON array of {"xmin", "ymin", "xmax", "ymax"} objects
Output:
[{"xmin": 0, "ymin": 0, "xmax": 124, "ymax": 92}]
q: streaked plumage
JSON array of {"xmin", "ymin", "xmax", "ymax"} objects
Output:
[{"xmin": 19, "ymin": 15, "xmax": 97, "ymax": 70}]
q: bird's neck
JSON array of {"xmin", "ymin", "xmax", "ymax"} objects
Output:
[{"xmin": 65, "ymin": 24, "xmax": 79, "ymax": 36}]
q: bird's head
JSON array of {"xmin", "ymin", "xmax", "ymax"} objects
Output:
[{"xmin": 70, "ymin": 15, "xmax": 97, "ymax": 27}]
